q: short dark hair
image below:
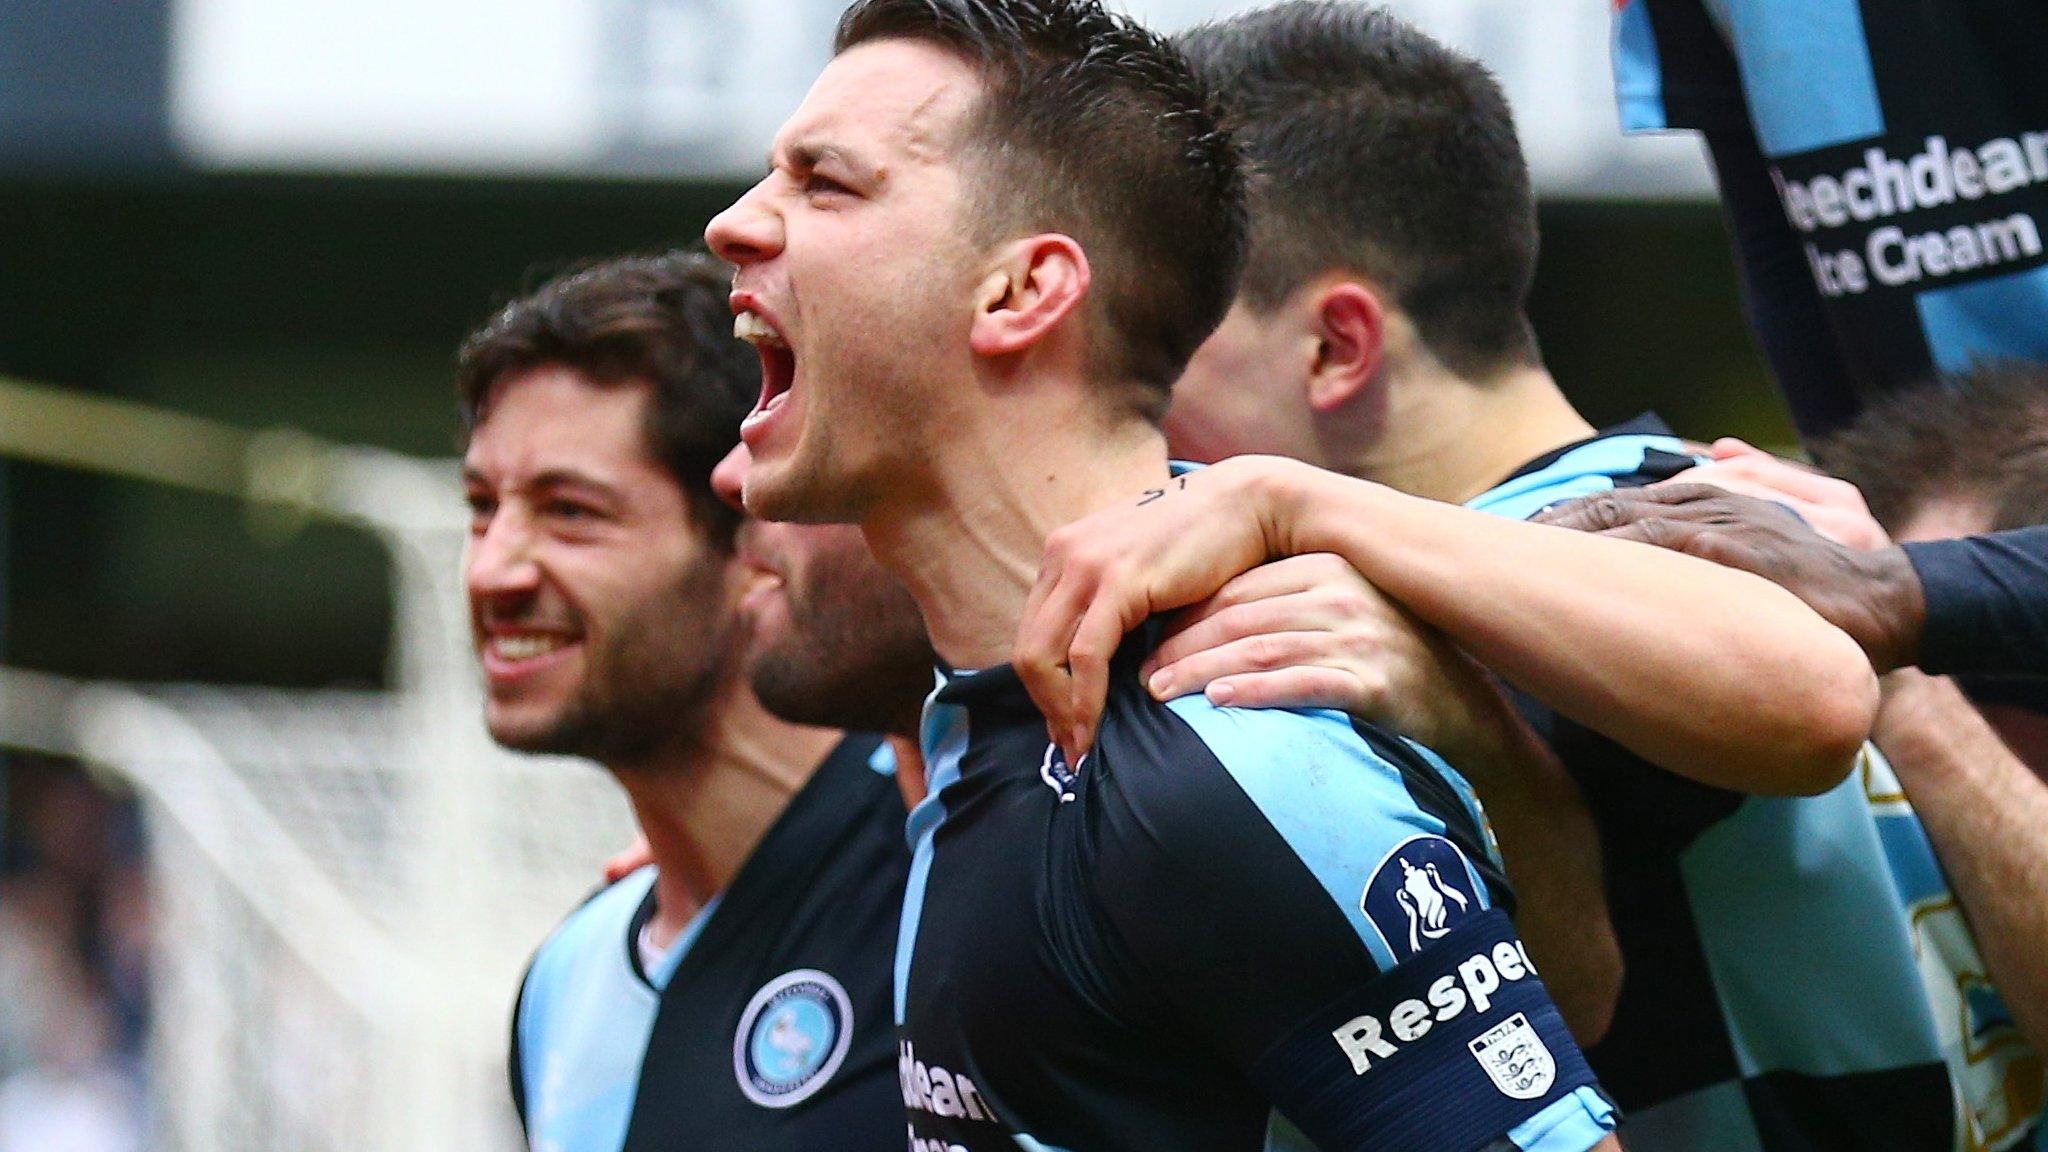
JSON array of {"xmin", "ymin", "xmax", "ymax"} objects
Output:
[
  {"xmin": 835, "ymin": 0, "xmax": 1247, "ymax": 420},
  {"xmin": 1990, "ymin": 454, "xmax": 2048, "ymax": 533},
  {"xmin": 1815, "ymin": 359, "xmax": 2048, "ymax": 533},
  {"xmin": 455, "ymin": 251, "xmax": 757, "ymax": 550},
  {"xmin": 1177, "ymin": 1, "xmax": 1540, "ymax": 379}
]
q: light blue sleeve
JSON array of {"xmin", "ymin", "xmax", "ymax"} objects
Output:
[{"xmin": 1162, "ymin": 698, "xmax": 1496, "ymax": 972}]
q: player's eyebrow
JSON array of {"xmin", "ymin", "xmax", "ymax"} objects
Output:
[
  {"xmin": 462, "ymin": 464, "xmax": 625, "ymax": 504},
  {"xmin": 780, "ymin": 138, "xmax": 880, "ymax": 185},
  {"xmin": 526, "ymin": 467, "xmax": 624, "ymax": 501}
]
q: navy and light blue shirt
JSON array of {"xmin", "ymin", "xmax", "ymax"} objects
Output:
[
  {"xmin": 1475, "ymin": 416, "xmax": 2044, "ymax": 1152},
  {"xmin": 510, "ymin": 735, "xmax": 908, "ymax": 1152},
  {"xmin": 894, "ymin": 632, "xmax": 1618, "ymax": 1151},
  {"xmin": 1612, "ymin": 0, "xmax": 2048, "ymax": 440}
]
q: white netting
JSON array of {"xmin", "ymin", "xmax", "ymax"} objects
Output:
[{"xmin": 0, "ymin": 441, "xmax": 634, "ymax": 1152}]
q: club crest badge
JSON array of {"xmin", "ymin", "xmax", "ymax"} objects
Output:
[
  {"xmin": 1360, "ymin": 834, "xmax": 1478, "ymax": 960},
  {"xmin": 1468, "ymin": 1012, "xmax": 1556, "ymax": 1100},
  {"xmin": 1039, "ymin": 743, "xmax": 1080, "ymax": 803},
  {"xmin": 733, "ymin": 969, "xmax": 853, "ymax": 1109}
]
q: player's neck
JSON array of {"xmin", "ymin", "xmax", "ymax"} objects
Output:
[
  {"xmin": 1349, "ymin": 359, "xmax": 1593, "ymax": 505},
  {"xmin": 609, "ymin": 677, "xmax": 842, "ymax": 950},
  {"xmin": 863, "ymin": 389, "xmax": 1170, "ymax": 672}
]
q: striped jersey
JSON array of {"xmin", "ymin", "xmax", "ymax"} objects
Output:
[
  {"xmin": 894, "ymin": 635, "xmax": 1618, "ymax": 1152},
  {"xmin": 1473, "ymin": 414, "xmax": 2044, "ymax": 1151},
  {"xmin": 1613, "ymin": 0, "xmax": 2048, "ymax": 437},
  {"xmin": 510, "ymin": 735, "xmax": 908, "ymax": 1152}
]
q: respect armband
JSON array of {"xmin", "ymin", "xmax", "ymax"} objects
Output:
[{"xmin": 1249, "ymin": 910, "xmax": 1605, "ymax": 1152}]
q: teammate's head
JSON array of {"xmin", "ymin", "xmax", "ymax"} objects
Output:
[
  {"xmin": 712, "ymin": 444, "xmax": 934, "ymax": 739},
  {"xmin": 705, "ymin": 0, "xmax": 1245, "ymax": 523},
  {"xmin": 1165, "ymin": 2, "xmax": 1540, "ymax": 465},
  {"xmin": 1815, "ymin": 358, "xmax": 2048, "ymax": 773},
  {"xmin": 458, "ymin": 252, "xmax": 758, "ymax": 551},
  {"xmin": 457, "ymin": 252, "xmax": 758, "ymax": 762},
  {"xmin": 1815, "ymin": 359, "xmax": 2048, "ymax": 540}
]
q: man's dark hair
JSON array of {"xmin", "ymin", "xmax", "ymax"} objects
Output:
[
  {"xmin": 1990, "ymin": 454, "xmax": 2048, "ymax": 533},
  {"xmin": 835, "ymin": 0, "xmax": 1247, "ymax": 421},
  {"xmin": 456, "ymin": 251, "xmax": 757, "ymax": 550},
  {"xmin": 1815, "ymin": 359, "xmax": 2048, "ymax": 534},
  {"xmin": 1176, "ymin": 1, "xmax": 1540, "ymax": 380}
]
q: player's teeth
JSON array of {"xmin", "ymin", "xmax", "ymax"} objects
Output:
[
  {"xmin": 495, "ymin": 635, "xmax": 566, "ymax": 661},
  {"xmin": 734, "ymin": 312, "xmax": 787, "ymax": 348}
]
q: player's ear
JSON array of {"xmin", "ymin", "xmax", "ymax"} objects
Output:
[
  {"xmin": 1306, "ymin": 280, "xmax": 1385, "ymax": 413},
  {"xmin": 969, "ymin": 234, "xmax": 1091, "ymax": 358}
]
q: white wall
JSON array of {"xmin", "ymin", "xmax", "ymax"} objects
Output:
[{"xmin": 170, "ymin": 0, "xmax": 1712, "ymax": 197}]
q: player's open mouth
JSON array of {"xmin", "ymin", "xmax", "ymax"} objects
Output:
[
  {"xmin": 736, "ymin": 309, "xmax": 795, "ymax": 416},
  {"xmin": 735, "ymin": 308, "xmax": 796, "ymax": 447},
  {"xmin": 481, "ymin": 631, "xmax": 580, "ymax": 680},
  {"xmin": 736, "ymin": 568, "xmax": 785, "ymax": 619},
  {"xmin": 733, "ymin": 528, "xmax": 787, "ymax": 618}
]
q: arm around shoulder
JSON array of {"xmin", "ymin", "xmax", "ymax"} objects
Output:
[{"xmin": 1245, "ymin": 459, "xmax": 1878, "ymax": 796}]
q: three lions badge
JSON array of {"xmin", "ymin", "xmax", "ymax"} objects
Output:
[
  {"xmin": 1468, "ymin": 1012, "xmax": 1557, "ymax": 1099},
  {"xmin": 734, "ymin": 970, "xmax": 853, "ymax": 1108}
]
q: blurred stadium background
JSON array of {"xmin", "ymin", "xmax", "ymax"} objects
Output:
[{"xmin": 0, "ymin": 2, "xmax": 1790, "ymax": 1150}]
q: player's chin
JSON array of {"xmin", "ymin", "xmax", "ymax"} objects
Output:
[
  {"xmin": 741, "ymin": 602, "xmax": 796, "ymax": 661},
  {"xmin": 742, "ymin": 458, "xmax": 844, "ymax": 525},
  {"xmin": 482, "ymin": 700, "xmax": 578, "ymax": 755}
]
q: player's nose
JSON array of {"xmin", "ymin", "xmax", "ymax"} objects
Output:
[
  {"xmin": 465, "ymin": 511, "xmax": 543, "ymax": 602},
  {"xmin": 706, "ymin": 181, "xmax": 783, "ymax": 267}
]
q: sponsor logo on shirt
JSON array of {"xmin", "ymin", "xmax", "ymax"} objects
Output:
[
  {"xmin": 1331, "ymin": 937, "xmax": 1541, "ymax": 1077},
  {"xmin": 1468, "ymin": 1012, "xmax": 1556, "ymax": 1099},
  {"xmin": 898, "ymin": 1040, "xmax": 995, "ymax": 1123},
  {"xmin": 1360, "ymin": 835, "xmax": 1479, "ymax": 960},
  {"xmin": 1776, "ymin": 133, "xmax": 2048, "ymax": 299},
  {"xmin": 732, "ymin": 969, "xmax": 853, "ymax": 1108}
]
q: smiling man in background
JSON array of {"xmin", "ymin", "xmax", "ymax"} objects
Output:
[{"xmin": 459, "ymin": 252, "xmax": 910, "ymax": 1152}]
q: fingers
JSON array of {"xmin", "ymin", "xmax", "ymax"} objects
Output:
[
  {"xmin": 1707, "ymin": 436, "xmax": 1772, "ymax": 461},
  {"xmin": 1018, "ymin": 535, "xmax": 1153, "ymax": 760},
  {"xmin": 1675, "ymin": 462, "xmax": 1807, "ymax": 506},
  {"xmin": 1147, "ymin": 588, "xmax": 1379, "ymax": 682},
  {"xmin": 1145, "ymin": 560, "xmax": 1347, "ymax": 657},
  {"xmin": 1204, "ymin": 666, "xmax": 1368, "ymax": 712},
  {"xmin": 1530, "ymin": 483, "xmax": 1728, "ymax": 532},
  {"xmin": 1670, "ymin": 469, "xmax": 1841, "ymax": 534},
  {"xmin": 1593, "ymin": 515, "xmax": 1719, "ymax": 555},
  {"xmin": 1015, "ymin": 550, "xmax": 1089, "ymax": 754},
  {"xmin": 602, "ymin": 837, "xmax": 653, "ymax": 883},
  {"xmin": 1671, "ymin": 460, "xmax": 1888, "ymax": 549},
  {"xmin": 1146, "ymin": 629, "xmax": 1341, "ymax": 700},
  {"xmin": 1012, "ymin": 468, "xmax": 1301, "ymax": 757},
  {"xmin": 1145, "ymin": 555, "xmax": 1380, "ymax": 672},
  {"xmin": 1196, "ymin": 553, "xmax": 1356, "ymax": 607},
  {"xmin": 1684, "ymin": 452, "xmax": 1865, "ymax": 512},
  {"xmin": 1064, "ymin": 591, "xmax": 1139, "ymax": 758}
]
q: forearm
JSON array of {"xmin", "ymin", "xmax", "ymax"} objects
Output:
[
  {"xmin": 1264, "ymin": 461, "xmax": 1878, "ymax": 794},
  {"xmin": 1873, "ymin": 670, "xmax": 2048, "ymax": 1048},
  {"xmin": 1902, "ymin": 527, "xmax": 2048, "ymax": 676},
  {"xmin": 1434, "ymin": 682, "xmax": 1621, "ymax": 1047}
]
